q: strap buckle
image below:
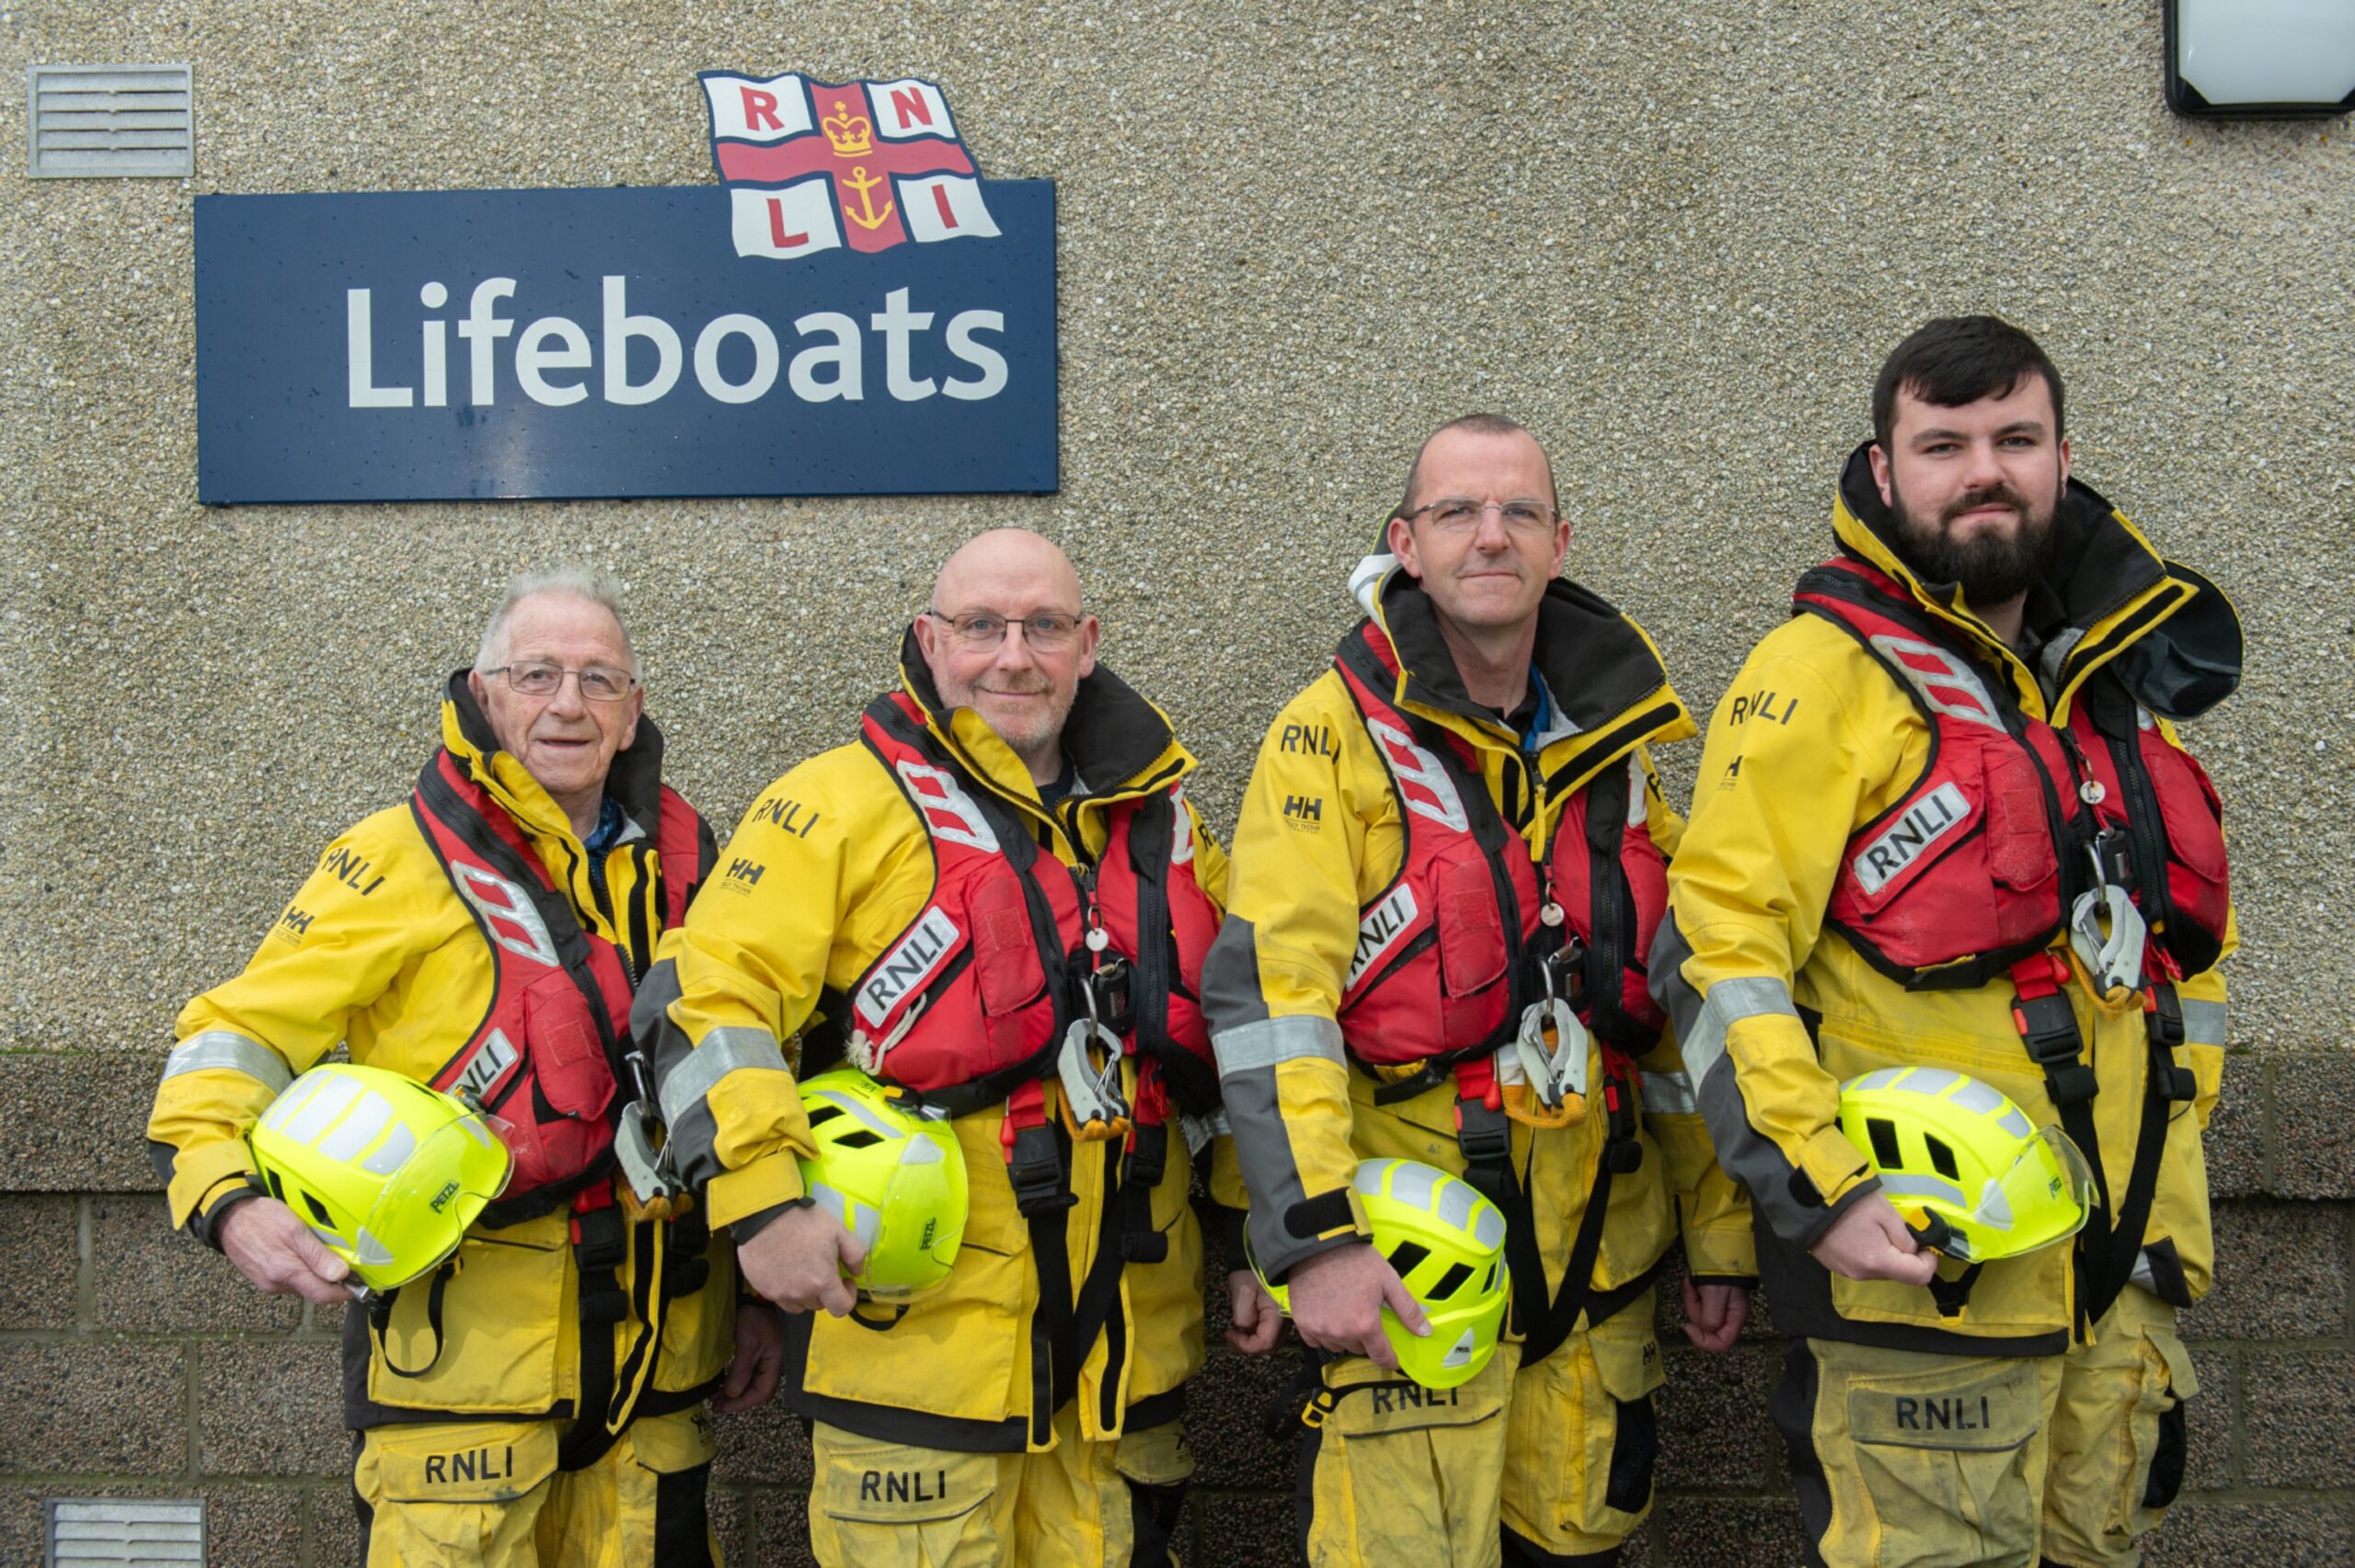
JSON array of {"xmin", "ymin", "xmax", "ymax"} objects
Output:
[
  {"xmin": 1453, "ymin": 1088, "xmax": 1513, "ymax": 1173},
  {"xmin": 2010, "ymin": 955, "xmax": 2098, "ymax": 1107},
  {"xmin": 1085, "ymin": 954, "xmax": 1135, "ymax": 1039},
  {"xmin": 2144, "ymin": 986, "xmax": 2198, "ymax": 1103}
]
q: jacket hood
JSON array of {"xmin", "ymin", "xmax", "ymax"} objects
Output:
[
  {"xmin": 1831, "ymin": 443, "xmax": 2241, "ymax": 719},
  {"xmin": 440, "ymin": 670, "xmax": 671, "ymax": 839},
  {"xmin": 893, "ymin": 626, "xmax": 1194, "ymax": 801}
]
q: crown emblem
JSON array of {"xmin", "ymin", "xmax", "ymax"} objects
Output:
[{"xmin": 821, "ymin": 98, "xmax": 873, "ymax": 157}]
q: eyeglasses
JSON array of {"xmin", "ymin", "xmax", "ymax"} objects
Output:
[
  {"xmin": 483, "ymin": 662, "xmax": 638, "ymax": 702},
  {"xmin": 1400, "ymin": 498, "xmax": 1559, "ymax": 535},
  {"xmin": 925, "ymin": 610, "xmax": 1085, "ymax": 653}
]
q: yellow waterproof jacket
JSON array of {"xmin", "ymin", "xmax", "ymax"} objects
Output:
[
  {"xmin": 148, "ymin": 680, "xmax": 736, "ymax": 1431},
  {"xmin": 635, "ymin": 635, "xmax": 1238, "ymax": 1453},
  {"xmin": 1654, "ymin": 448, "xmax": 2235, "ymax": 1354},
  {"xmin": 1205, "ymin": 569, "xmax": 1755, "ymax": 1330}
]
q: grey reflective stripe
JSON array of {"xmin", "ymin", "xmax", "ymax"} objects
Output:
[
  {"xmin": 2182, "ymin": 1000, "xmax": 2228, "ymax": 1047},
  {"xmin": 657, "ymin": 1025, "xmax": 788, "ymax": 1127},
  {"xmin": 162, "ymin": 1031, "xmax": 293, "ymax": 1093},
  {"xmin": 1639, "ymin": 1069, "xmax": 1698, "ymax": 1116},
  {"xmin": 2130, "ymin": 1249, "xmax": 2157, "ymax": 1293},
  {"xmin": 1683, "ymin": 975, "xmax": 1800, "ymax": 1083},
  {"xmin": 1212, "ymin": 1014, "xmax": 1343, "ymax": 1075}
]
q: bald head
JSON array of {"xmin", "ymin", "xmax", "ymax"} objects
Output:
[
  {"xmin": 930, "ymin": 528, "xmax": 1083, "ymax": 621},
  {"xmin": 914, "ymin": 528, "xmax": 1099, "ymax": 784}
]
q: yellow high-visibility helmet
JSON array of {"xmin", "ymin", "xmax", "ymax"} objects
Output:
[
  {"xmin": 247, "ymin": 1064, "xmax": 512, "ymax": 1292},
  {"xmin": 1254, "ymin": 1158, "xmax": 1511, "ymax": 1391},
  {"xmin": 796, "ymin": 1070, "xmax": 968, "ymax": 1303},
  {"xmin": 1835, "ymin": 1067, "xmax": 2096, "ymax": 1264}
]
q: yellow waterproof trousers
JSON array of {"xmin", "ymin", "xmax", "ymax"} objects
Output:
[
  {"xmin": 351, "ymin": 1407, "xmax": 719, "ymax": 1567},
  {"xmin": 806, "ymin": 1406, "xmax": 1194, "ymax": 1567},
  {"xmin": 1774, "ymin": 1288, "xmax": 2195, "ymax": 1568},
  {"xmin": 1300, "ymin": 1289, "xmax": 1663, "ymax": 1568}
]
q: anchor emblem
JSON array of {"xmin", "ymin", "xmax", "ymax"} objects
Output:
[{"xmin": 841, "ymin": 165, "xmax": 896, "ymax": 231}]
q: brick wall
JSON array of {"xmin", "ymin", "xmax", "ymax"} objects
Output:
[{"xmin": 5, "ymin": 1046, "xmax": 2349, "ymax": 1566}]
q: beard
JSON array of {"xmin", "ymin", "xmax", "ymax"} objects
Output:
[
  {"xmin": 942, "ymin": 670, "xmax": 1074, "ymax": 760},
  {"xmin": 1887, "ymin": 472, "xmax": 2061, "ymax": 606}
]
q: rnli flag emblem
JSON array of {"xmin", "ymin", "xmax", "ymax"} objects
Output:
[{"xmin": 700, "ymin": 72, "xmax": 1000, "ymax": 260}]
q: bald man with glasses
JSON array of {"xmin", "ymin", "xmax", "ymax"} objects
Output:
[{"xmin": 637, "ymin": 528, "xmax": 1247, "ymax": 1567}]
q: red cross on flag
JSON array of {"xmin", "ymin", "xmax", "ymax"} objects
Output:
[{"xmin": 700, "ymin": 72, "xmax": 1001, "ymax": 259}]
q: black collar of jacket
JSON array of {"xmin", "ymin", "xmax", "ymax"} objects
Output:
[
  {"xmin": 442, "ymin": 669, "xmax": 670, "ymax": 832},
  {"xmin": 1373, "ymin": 571, "xmax": 1672, "ymax": 735},
  {"xmin": 893, "ymin": 626, "xmax": 1181, "ymax": 796},
  {"xmin": 1834, "ymin": 441, "xmax": 2165, "ymax": 643}
]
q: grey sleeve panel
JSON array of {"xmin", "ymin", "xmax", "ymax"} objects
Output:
[
  {"xmin": 1214, "ymin": 1014, "xmax": 1344, "ymax": 1074},
  {"xmin": 2181, "ymin": 999, "xmax": 2227, "ymax": 1047},
  {"xmin": 1201, "ymin": 915, "xmax": 1274, "ymax": 1034},
  {"xmin": 636, "ymin": 958, "xmax": 791, "ymax": 1196},
  {"xmin": 162, "ymin": 1031, "xmax": 293, "ymax": 1094},
  {"xmin": 1638, "ymin": 1068, "xmax": 1699, "ymax": 1116},
  {"xmin": 1220, "ymin": 1062, "xmax": 1353, "ymax": 1282},
  {"xmin": 1651, "ymin": 913, "xmax": 1846, "ymax": 1249}
]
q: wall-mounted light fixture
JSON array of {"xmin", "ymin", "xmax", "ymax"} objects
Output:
[{"xmin": 2167, "ymin": 1, "xmax": 2355, "ymax": 117}]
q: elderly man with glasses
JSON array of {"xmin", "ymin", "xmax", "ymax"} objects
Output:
[
  {"xmin": 636, "ymin": 527, "xmax": 1243, "ymax": 1567},
  {"xmin": 148, "ymin": 568, "xmax": 775, "ymax": 1567},
  {"xmin": 1206, "ymin": 414, "xmax": 1754, "ymax": 1567}
]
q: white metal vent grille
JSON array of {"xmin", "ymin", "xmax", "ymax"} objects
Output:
[
  {"xmin": 46, "ymin": 1497, "xmax": 205, "ymax": 1565},
  {"xmin": 27, "ymin": 63, "xmax": 193, "ymax": 178}
]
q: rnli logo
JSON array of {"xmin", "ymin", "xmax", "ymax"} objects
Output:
[
  {"xmin": 449, "ymin": 1027, "xmax": 522, "ymax": 1105},
  {"xmin": 1851, "ymin": 782, "xmax": 1973, "ymax": 897},
  {"xmin": 856, "ymin": 906, "xmax": 964, "ymax": 1027},
  {"xmin": 1348, "ymin": 885, "xmax": 1421, "ymax": 990},
  {"xmin": 701, "ymin": 72, "xmax": 999, "ymax": 261}
]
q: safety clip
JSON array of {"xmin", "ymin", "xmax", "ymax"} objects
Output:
[
  {"xmin": 1056, "ymin": 1014, "xmax": 1132, "ymax": 1143},
  {"xmin": 2068, "ymin": 834, "xmax": 2147, "ymax": 1003}
]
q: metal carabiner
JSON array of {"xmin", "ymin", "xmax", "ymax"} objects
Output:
[
  {"xmin": 1056, "ymin": 1016, "xmax": 1132, "ymax": 1142},
  {"xmin": 2069, "ymin": 842, "xmax": 2148, "ymax": 1001},
  {"xmin": 1511, "ymin": 994, "xmax": 1591, "ymax": 1109}
]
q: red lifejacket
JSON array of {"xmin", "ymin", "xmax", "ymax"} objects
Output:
[
  {"xmin": 845, "ymin": 692, "xmax": 1222, "ymax": 1116},
  {"xmin": 409, "ymin": 749, "xmax": 707, "ymax": 1220},
  {"xmin": 1329, "ymin": 624, "xmax": 1671, "ymax": 1069},
  {"xmin": 1794, "ymin": 557, "xmax": 2231, "ymax": 990}
]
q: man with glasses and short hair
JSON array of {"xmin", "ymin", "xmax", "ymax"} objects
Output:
[
  {"xmin": 147, "ymin": 568, "xmax": 775, "ymax": 1565},
  {"xmin": 636, "ymin": 527, "xmax": 1243, "ymax": 1567},
  {"xmin": 1207, "ymin": 414, "xmax": 1754, "ymax": 1566}
]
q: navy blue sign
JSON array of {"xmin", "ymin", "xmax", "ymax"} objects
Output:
[{"xmin": 195, "ymin": 182, "xmax": 1057, "ymax": 502}]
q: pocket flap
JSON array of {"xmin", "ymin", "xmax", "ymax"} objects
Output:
[
  {"xmin": 1588, "ymin": 1325, "xmax": 1668, "ymax": 1403},
  {"xmin": 820, "ymin": 1444, "xmax": 999, "ymax": 1526},
  {"xmin": 1848, "ymin": 1357, "xmax": 2040, "ymax": 1452}
]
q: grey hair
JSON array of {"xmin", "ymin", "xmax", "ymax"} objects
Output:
[{"xmin": 474, "ymin": 567, "xmax": 641, "ymax": 678}]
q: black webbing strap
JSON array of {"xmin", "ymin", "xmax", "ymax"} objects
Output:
[
  {"xmin": 368, "ymin": 1260, "xmax": 456, "ymax": 1378},
  {"xmin": 1516, "ymin": 1063, "xmax": 1645, "ymax": 1368}
]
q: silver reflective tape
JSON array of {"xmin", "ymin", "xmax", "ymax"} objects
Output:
[
  {"xmin": 1376, "ymin": 1158, "xmax": 1437, "ymax": 1212},
  {"xmin": 281, "ymin": 1072, "xmax": 364, "ymax": 1143},
  {"xmin": 1997, "ymin": 1107, "xmax": 2033, "ymax": 1139},
  {"xmin": 2131, "ymin": 1249, "xmax": 2157, "ymax": 1293},
  {"xmin": 1639, "ymin": 1069, "xmax": 1698, "ymax": 1116},
  {"xmin": 316, "ymin": 1091, "xmax": 396, "ymax": 1163},
  {"xmin": 1878, "ymin": 1171, "xmax": 1969, "ymax": 1207},
  {"xmin": 1894, "ymin": 1067, "xmax": 1963, "ymax": 1098},
  {"xmin": 1470, "ymin": 1199, "xmax": 1506, "ymax": 1253},
  {"xmin": 1213, "ymin": 1014, "xmax": 1343, "ymax": 1075},
  {"xmin": 163, "ymin": 1031, "xmax": 293, "ymax": 1093},
  {"xmin": 2182, "ymin": 1000, "xmax": 2228, "ymax": 1047},
  {"xmin": 1434, "ymin": 1173, "xmax": 1480, "ymax": 1235},
  {"xmin": 807, "ymin": 1086, "xmax": 902, "ymax": 1144},
  {"xmin": 658, "ymin": 1026, "xmax": 788, "ymax": 1127},
  {"xmin": 1684, "ymin": 976, "xmax": 1799, "ymax": 1082},
  {"xmin": 1948, "ymin": 1078, "xmax": 2005, "ymax": 1116},
  {"xmin": 1848, "ymin": 1067, "xmax": 1904, "ymax": 1093},
  {"xmin": 355, "ymin": 1117, "xmax": 417, "ymax": 1177}
]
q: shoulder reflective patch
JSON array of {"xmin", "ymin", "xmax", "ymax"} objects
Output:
[
  {"xmin": 449, "ymin": 1028, "xmax": 522, "ymax": 1105},
  {"xmin": 1867, "ymin": 635, "xmax": 2005, "ymax": 730},
  {"xmin": 855, "ymin": 906, "xmax": 964, "ymax": 1028},
  {"xmin": 894, "ymin": 760, "xmax": 1000, "ymax": 853},
  {"xmin": 450, "ymin": 863, "xmax": 560, "ymax": 967},
  {"xmin": 1365, "ymin": 718, "xmax": 1469, "ymax": 833},
  {"xmin": 1348, "ymin": 884, "xmax": 1421, "ymax": 990},
  {"xmin": 1168, "ymin": 784, "xmax": 1195, "ymax": 865},
  {"xmin": 1850, "ymin": 782, "xmax": 1973, "ymax": 897}
]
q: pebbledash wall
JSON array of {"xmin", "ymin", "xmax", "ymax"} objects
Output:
[{"xmin": 2, "ymin": 2, "xmax": 2349, "ymax": 1562}]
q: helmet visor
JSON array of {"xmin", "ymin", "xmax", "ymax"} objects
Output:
[
  {"xmin": 350, "ymin": 1114, "xmax": 514, "ymax": 1289},
  {"xmin": 1977, "ymin": 1125, "xmax": 2097, "ymax": 1258}
]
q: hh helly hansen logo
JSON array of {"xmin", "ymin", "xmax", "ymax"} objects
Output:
[
  {"xmin": 855, "ymin": 907, "xmax": 963, "ymax": 1027},
  {"xmin": 1365, "ymin": 719, "xmax": 1469, "ymax": 833},
  {"xmin": 1283, "ymin": 794, "xmax": 1324, "ymax": 825},
  {"xmin": 727, "ymin": 857, "xmax": 765, "ymax": 886},
  {"xmin": 1851, "ymin": 782, "xmax": 1973, "ymax": 897},
  {"xmin": 450, "ymin": 1028, "xmax": 522, "ymax": 1104},
  {"xmin": 1348, "ymin": 885, "xmax": 1421, "ymax": 990},
  {"xmin": 701, "ymin": 72, "xmax": 998, "ymax": 261}
]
